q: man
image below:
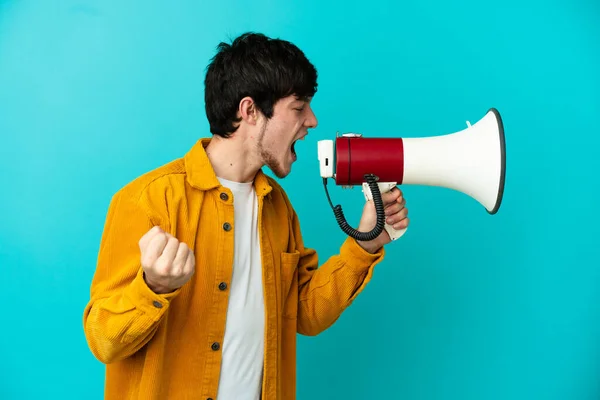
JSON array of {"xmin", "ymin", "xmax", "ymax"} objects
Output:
[{"xmin": 83, "ymin": 32, "xmax": 409, "ymax": 400}]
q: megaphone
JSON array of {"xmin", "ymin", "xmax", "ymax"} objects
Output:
[{"xmin": 317, "ymin": 108, "xmax": 506, "ymax": 242}]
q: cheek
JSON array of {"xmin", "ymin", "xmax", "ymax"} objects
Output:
[{"xmin": 262, "ymin": 128, "xmax": 286, "ymax": 152}]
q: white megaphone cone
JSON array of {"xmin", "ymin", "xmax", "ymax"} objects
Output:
[{"xmin": 317, "ymin": 108, "xmax": 506, "ymax": 242}]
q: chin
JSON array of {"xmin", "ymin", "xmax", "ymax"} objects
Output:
[
  {"xmin": 271, "ymin": 167, "xmax": 292, "ymax": 179},
  {"xmin": 268, "ymin": 161, "xmax": 292, "ymax": 179}
]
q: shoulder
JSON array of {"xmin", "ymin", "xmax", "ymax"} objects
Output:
[{"xmin": 112, "ymin": 157, "xmax": 187, "ymax": 206}]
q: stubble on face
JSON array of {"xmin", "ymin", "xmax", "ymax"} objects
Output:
[{"xmin": 256, "ymin": 119, "xmax": 289, "ymax": 179}]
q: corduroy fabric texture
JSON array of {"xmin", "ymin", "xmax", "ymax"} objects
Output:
[{"xmin": 83, "ymin": 138, "xmax": 385, "ymax": 400}]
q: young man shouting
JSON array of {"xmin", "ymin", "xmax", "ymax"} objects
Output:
[{"xmin": 83, "ymin": 32, "xmax": 409, "ymax": 400}]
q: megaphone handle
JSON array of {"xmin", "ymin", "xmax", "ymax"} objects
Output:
[{"xmin": 361, "ymin": 182, "xmax": 408, "ymax": 241}]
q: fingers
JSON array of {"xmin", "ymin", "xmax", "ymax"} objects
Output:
[
  {"xmin": 154, "ymin": 236, "xmax": 180, "ymax": 273},
  {"xmin": 139, "ymin": 227, "xmax": 196, "ymax": 293},
  {"xmin": 139, "ymin": 226, "xmax": 164, "ymax": 251},
  {"xmin": 387, "ymin": 206, "xmax": 408, "ymax": 224},
  {"xmin": 382, "ymin": 187, "xmax": 409, "ymax": 230},
  {"xmin": 393, "ymin": 217, "xmax": 409, "ymax": 230},
  {"xmin": 171, "ymin": 242, "xmax": 190, "ymax": 275},
  {"xmin": 381, "ymin": 187, "xmax": 403, "ymax": 206},
  {"xmin": 385, "ymin": 197, "xmax": 406, "ymax": 214},
  {"xmin": 141, "ymin": 230, "xmax": 168, "ymax": 268}
]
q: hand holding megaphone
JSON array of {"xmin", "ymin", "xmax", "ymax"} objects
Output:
[
  {"xmin": 352, "ymin": 184, "xmax": 409, "ymax": 253},
  {"xmin": 318, "ymin": 108, "xmax": 506, "ymax": 242},
  {"xmin": 361, "ymin": 181, "xmax": 408, "ymax": 241}
]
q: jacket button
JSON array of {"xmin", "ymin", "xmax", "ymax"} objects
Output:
[
  {"xmin": 211, "ymin": 342, "xmax": 220, "ymax": 351},
  {"xmin": 152, "ymin": 301, "xmax": 163, "ymax": 308},
  {"xmin": 220, "ymin": 192, "xmax": 228, "ymax": 201},
  {"xmin": 218, "ymin": 282, "xmax": 227, "ymax": 291},
  {"xmin": 223, "ymin": 222, "xmax": 231, "ymax": 231}
]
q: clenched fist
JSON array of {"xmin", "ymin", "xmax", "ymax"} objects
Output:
[{"xmin": 138, "ymin": 226, "xmax": 195, "ymax": 294}]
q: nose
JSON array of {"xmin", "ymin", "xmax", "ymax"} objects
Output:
[{"xmin": 305, "ymin": 106, "xmax": 318, "ymax": 129}]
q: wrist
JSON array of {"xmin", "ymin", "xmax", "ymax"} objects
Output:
[
  {"xmin": 356, "ymin": 240, "xmax": 380, "ymax": 254},
  {"xmin": 143, "ymin": 272, "xmax": 171, "ymax": 294}
]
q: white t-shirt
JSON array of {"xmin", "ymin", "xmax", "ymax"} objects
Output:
[{"xmin": 216, "ymin": 177, "xmax": 265, "ymax": 400}]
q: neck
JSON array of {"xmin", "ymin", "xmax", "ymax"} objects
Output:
[{"xmin": 205, "ymin": 134, "xmax": 262, "ymax": 183}]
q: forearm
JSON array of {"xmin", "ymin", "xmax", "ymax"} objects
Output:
[
  {"xmin": 83, "ymin": 268, "xmax": 178, "ymax": 363},
  {"xmin": 296, "ymin": 237, "xmax": 384, "ymax": 336}
]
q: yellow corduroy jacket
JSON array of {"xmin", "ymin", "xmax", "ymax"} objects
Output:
[{"xmin": 83, "ymin": 138, "xmax": 385, "ymax": 400}]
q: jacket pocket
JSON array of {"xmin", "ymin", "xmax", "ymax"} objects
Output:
[{"xmin": 280, "ymin": 250, "xmax": 300, "ymax": 318}]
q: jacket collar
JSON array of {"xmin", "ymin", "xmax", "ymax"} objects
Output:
[{"xmin": 184, "ymin": 138, "xmax": 273, "ymax": 197}]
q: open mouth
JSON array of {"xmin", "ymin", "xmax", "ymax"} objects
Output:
[{"xmin": 291, "ymin": 135, "xmax": 306, "ymax": 157}]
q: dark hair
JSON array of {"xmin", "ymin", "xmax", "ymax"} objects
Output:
[{"xmin": 204, "ymin": 32, "xmax": 318, "ymax": 138}]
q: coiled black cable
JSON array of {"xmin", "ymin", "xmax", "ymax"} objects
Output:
[{"xmin": 323, "ymin": 174, "xmax": 385, "ymax": 241}]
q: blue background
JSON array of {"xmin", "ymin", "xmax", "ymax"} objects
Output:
[{"xmin": 1, "ymin": 1, "xmax": 599, "ymax": 399}]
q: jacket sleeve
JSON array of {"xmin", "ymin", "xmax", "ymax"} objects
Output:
[
  {"xmin": 290, "ymin": 206, "xmax": 386, "ymax": 336},
  {"xmin": 82, "ymin": 189, "xmax": 180, "ymax": 364}
]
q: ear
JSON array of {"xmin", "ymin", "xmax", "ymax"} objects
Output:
[{"xmin": 239, "ymin": 97, "xmax": 259, "ymax": 126}]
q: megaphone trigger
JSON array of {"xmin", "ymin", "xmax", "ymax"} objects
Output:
[{"xmin": 362, "ymin": 181, "xmax": 408, "ymax": 241}]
